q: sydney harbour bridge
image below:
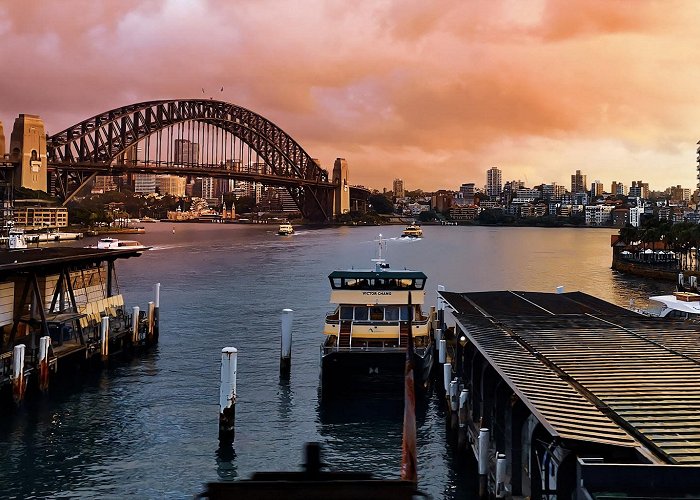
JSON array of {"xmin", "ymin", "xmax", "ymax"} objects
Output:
[{"xmin": 0, "ymin": 99, "xmax": 370, "ymax": 223}]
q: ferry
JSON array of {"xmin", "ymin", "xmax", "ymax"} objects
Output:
[
  {"xmin": 400, "ymin": 224, "xmax": 423, "ymax": 239},
  {"xmin": 278, "ymin": 223, "xmax": 294, "ymax": 236},
  {"xmin": 320, "ymin": 236, "xmax": 434, "ymax": 394},
  {"xmin": 644, "ymin": 291, "xmax": 700, "ymax": 320},
  {"xmin": 93, "ymin": 237, "xmax": 149, "ymax": 252}
]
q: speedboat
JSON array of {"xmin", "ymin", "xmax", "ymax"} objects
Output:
[
  {"xmin": 8, "ymin": 229, "xmax": 28, "ymax": 250},
  {"xmin": 278, "ymin": 223, "xmax": 294, "ymax": 236},
  {"xmin": 320, "ymin": 236, "xmax": 434, "ymax": 395},
  {"xmin": 400, "ymin": 224, "xmax": 423, "ymax": 239},
  {"xmin": 92, "ymin": 237, "xmax": 149, "ymax": 252}
]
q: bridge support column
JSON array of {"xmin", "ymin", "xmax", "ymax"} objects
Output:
[
  {"xmin": 332, "ymin": 158, "xmax": 349, "ymax": 219},
  {"xmin": 10, "ymin": 114, "xmax": 47, "ymax": 191}
]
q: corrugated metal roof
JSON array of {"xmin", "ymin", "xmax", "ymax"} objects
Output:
[{"xmin": 441, "ymin": 291, "xmax": 700, "ymax": 463}]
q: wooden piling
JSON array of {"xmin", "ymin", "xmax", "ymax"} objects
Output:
[
  {"xmin": 100, "ymin": 316, "xmax": 109, "ymax": 362},
  {"xmin": 147, "ymin": 301, "xmax": 155, "ymax": 342},
  {"xmin": 132, "ymin": 306, "xmax": 140, "ymax": 343},
  {"xmin": 219, "ymin": 347, "xmax": 237, "ymax": 443},
  {"xmin": 478, "ymin": 428, "xmax": 490, "ymax": 498},
  {"xmin": 280, "ymin": 308, "xmax": 293, "ymax": 379},
  {"xmin": 38, "ymin": 336, "xmax": 50, "ymax": 392},
  {"xmin": 457, "ymin": 389, "xmax": 469, "ymax": 450},
  {"xmin": 496, "ymin": 453, "xmax": 507, "ymax": 498},
  {"xmin": 153, "ymin": 283, "xmax": 160, "ymax": 341},
  {"xmin": 12, "ymin": 344, "xmax": 26, "ymax": 404}
]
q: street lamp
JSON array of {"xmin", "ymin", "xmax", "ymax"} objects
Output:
[{"xmin": 457, "ymin": 334, "xmax": 467, "ymax": 381}]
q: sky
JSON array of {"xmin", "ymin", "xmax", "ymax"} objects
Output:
[{"xmin": 1, "ymin": 0, "xmax": 699, "ymax": 192}]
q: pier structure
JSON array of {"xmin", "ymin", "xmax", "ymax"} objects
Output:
[
  {"xmin": 0, "ymin": 246, "xmax": 158, "ymax": 406},
  {"xmin": 439, "ymin": 290, "xmax": 700, "ymax": 498}
]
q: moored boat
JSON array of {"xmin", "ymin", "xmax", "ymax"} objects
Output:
[
  {"xmin": 320, "ymin": 236, "xmax": 434, "ymax": 395},
  {"xmin": 642, "ymin": 291, "xmax": 700, "ymax": 320},
  {"xmin": 400, "ymin": 224, "xmax": 423, "ymax": 239},
  {"xmin": 278, "ymin": 223, "xmax": 294, "ymax": 236}
]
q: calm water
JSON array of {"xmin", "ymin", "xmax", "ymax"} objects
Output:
[{"xmin": 0, "ymin": 224, "xmax": 674, "ymax": 499}]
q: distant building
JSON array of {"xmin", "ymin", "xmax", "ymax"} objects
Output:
[
  {"xmin": 629, "ymin": 180, "xmax": 649, "ymax": 199},
  {"xmin": 571, "ymin": 170, "xmax": 587, "ymax": 194},
  {"xmin": 629, "ymin": 206, "xmax": 643, "ymax": 227},
  {"xmin": 585, "ymin": 205, "xmax": 614, "ymax": 226},
  {"xmin": 459, "ymin": 183, "xmax": 475, "ymax": 205},
  {"xmin": 486, "ymin": 167, "xmax": 502, "ymax": 199},
  {"xmin": 432, "ymin": 190, "xmax": 454, "ymax": 213},
  {"xmin": 449, "ymin": 205, "xmax": 479, "ymax": 221},
  {"xmin": 611, "ymin": 208, "xmax": 629, "ymax": 227},
  {"xmin": 15, "ymin": 205, "xmax": 68, "ymax": 229},
  {"xmin": 134, "ymin": 173, "xmax": 156, "ymax": 194},
  {"xmin": 393, "ymin": 178, "xmax": 405, "ymax": 198},
  {"xmin": 591, "ymin": 180, "xmax": 604, "ymax": 197},
  {"xmin": 157, "ymin": 175, "xmax": 186, "ymax": 196},
  {"xmin": 174, "ymin": 139, "xmax": 199, "ymax": 165}
]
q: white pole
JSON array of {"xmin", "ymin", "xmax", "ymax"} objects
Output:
[
  {"xmin": 435, "ymin": 328, "xmax": 442, "ymax": 344},
  {"xmin": 280, "ymin": 308, "xmax": 293, "ymax": 378},
  {"xmin": 459, "ymin": 389, "xmax": 468, "ymax": 426},
  {"xmin": 39, "ymin": 336, "xmax": 51, "ymax": 392},
  {"xmin": 439, "ymin": 338, "xmax": 447, "ymax": 364},
  {"xmin": 219, "ymin": 347, "xmax": 238, "ymax": 443},
  {"xmin": 132, "ymin": 306, "xmax": 140, "ymax": 343},
  {"xmin": 478, "ymin": 428, "xmax": 490, "ymax": 475},
  {"xmin": 443, "ymin": 363, "xmax": 451, "ymax": 393},
  {"xmin": 496, "ymin": 453, "xmax": 507, "ymax": 498},
  {"xmin": 556, "ymin": 285, "xmax": 564, "ymax": 294},
  {"xmin": 100, "ymin": 316, "xmax": 109, "ymax": 361},
  {"xmin": 154, "ymin": 282, "xmax": 161, "ymax": 309},
  {"xmin": 449, "ymin": 380, "xmax": 459, "ymax": 412},
  {"xmin": 12, "ymin": 344, "xmax": 26, "ymax": 403}
]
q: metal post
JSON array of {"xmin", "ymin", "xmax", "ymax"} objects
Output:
[
  {"xmin": 132, "ymin": 306, "xmax": 140, "ymax": 343},
  {"xmin": 443, "ymin": 362, "xmax": 451, "ymax": 394},
  {"xmin": 458, "ymin": 388, "xmax": 469, "ymax": 450},
  {"xmin": 280, "ymin": 308, "xmax": 293, "ymax": 379},
  {"xmin": 100, "ymin": 316, "xmax": 109, "ymax": 362},
  {"xmin": 12, "ymin": 344, "xmax": 26, "ymax": 404},
  {"xmin": 219, "ymin": 347, "xmax": 237, "ymax": 443},
  {"xmin": 478, "ymin": 428, "xmax": 490, "ymax": 498},
  {"xmin": 38, "ymin": 335, "xmax": 51, "ymax": 392},
  {"xmin": 435, "ymin": 328, "xmax": 442, "ymax": 344},
  {"xmin": 439, "ymin": 338, "xmax": 446, "ymax": 364},
  {"xmin": 449, "ymin": 379, "xmax": 459, "ymax": 431}
]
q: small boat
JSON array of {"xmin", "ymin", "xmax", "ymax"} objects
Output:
[
  {"xmin": 278, "ymin": 223, "xmax": 294, "ymax": 236},
  {"xmin": 320, "ymin": 235, "xmax": 434, "ymax": 395},
  {"xmin": 91, "ymin": 237, "xmax": 149, "ymax": 252},
  {"xmin": 8, "ymin": 229, "xmax": 28, "ymax": 250},
  {"xmin": 400, "ymin": 224, "xmax": 423, "ymax": 239},
  {"xmin": 641, "ymin": 291, "xmax": 700, "ymax": 320}
]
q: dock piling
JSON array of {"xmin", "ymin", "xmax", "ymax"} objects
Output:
[
  {"xmin": 147, "ymin": 301, "xmax": 155, "ymax": 342},
  {"xmin": 132, "ymin": 306, "xmax": 140, "ymax": 343},
  {"xmin": 437, "ymin": 284, "xmax": 445, "ymax": 330},
  {"xmin": 12, "ymin": 344, "xmax": 26, "ymax": 404},
  {"xmin": 495, "ymin": 453, "xmax": 507, "ymax": 498},
  {"xmin": 280, "ymin": 308, "xmax": 293, "ymax": 379},
  {"xmin": 443, "ymin": 363, "xmax": 451, "ymax": 394},
  {"xmin": 153, "ymin": 283, "xmax": 160, "ymax": 340},
  {"xmin": 478, "ymin": 428, "xmax": 490, "ymax": 498},
  {"xmin": 439, "ymin": 338, "xmax": 446, "ymax": 364},
  {"xmin": 556, "ymin": 285, "xmax": 564, "ymax": 294},
  {"xmin": 219, "ymin": 347, "xmax": 238, "ymax": 444},
  {"xmin": 458, "ymin": 389, "xmax": 469, "ymax": 449},
  {"xmin": 449, "ymin": 380, "xmax": 459, "ymax": 431},
  {"xmin": 100, "ymin": 316, "xmax": 109, "ymax": 362},
  {"xmin": 38, "ymin": 336, "xmax": 50, "ymax": 392}
]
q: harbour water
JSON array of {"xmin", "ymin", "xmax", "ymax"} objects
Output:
[{"xmin": 0, "ymin": 223, "xmax": 674, "ymax": 499}]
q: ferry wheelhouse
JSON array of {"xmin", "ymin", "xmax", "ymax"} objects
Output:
[{"xmin": 320, "ymin": 242, "xmax": 434, "ymax": 393}]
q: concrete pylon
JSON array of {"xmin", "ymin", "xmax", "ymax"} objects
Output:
[
  {"xmin": 9, "ymin": 114, "xmax": 47, "ymax": 191},
  {"xmin": 332, "ymin": 158, "xmax": 350, "ymax": 218}
]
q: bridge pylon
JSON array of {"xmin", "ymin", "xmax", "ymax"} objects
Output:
[
  {"xmin": 332, "ymin": 158, "xmax": 350, "ymax": 218},
  {"xmin": 9, "ymin": 114, "xmax": 47, "ymax": 192}
]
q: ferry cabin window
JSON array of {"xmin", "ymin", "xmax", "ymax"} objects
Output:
[
  {"xmin": 370, "ymin": 307, "xmax": 384, "ymax": 321},
  {"xmin": 340, "ymin": 306, "xmax": 354, "ymax": 320},
  {"xmin": 332, "ymin": 278, "xmax": 342, "ymax": 288},
  {"xmin": 414, "ymin": 278, "xmax": 424, "ymax": 289},
  {"xmin": 354, "ymin": 306, "xmax": 369, "ymax": 321},
  {"xmin": 385, "ymin": 306, "xmax": 399, "ymax": 321},
  {"xmin": 400, "ymin": 306, "xmax": 410, "ymax": 321}
]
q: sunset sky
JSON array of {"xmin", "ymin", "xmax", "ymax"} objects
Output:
[{"xmin": 2, "ymin": 0, "xmax": 699, "ymax": 192}]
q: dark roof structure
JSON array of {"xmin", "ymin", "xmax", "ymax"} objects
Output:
[{"xmin": 441, "ymin": 290, "xmax": 700, "ymax": 464}]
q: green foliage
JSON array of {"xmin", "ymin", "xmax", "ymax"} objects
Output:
[{"xmin": 368, "ymin": 194, "xmax": 394, "ymax": 214}]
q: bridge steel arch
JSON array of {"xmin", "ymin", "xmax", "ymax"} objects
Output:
[{"xmin": 46, "ymin": 99, "xmax": 334, "ymax": 222}]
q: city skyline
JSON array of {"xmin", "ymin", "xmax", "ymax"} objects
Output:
[{"xmin": 2, "ymin": 1, "xmax": 700, "ymax": 191}]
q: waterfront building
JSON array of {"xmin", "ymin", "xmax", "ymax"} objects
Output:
[
  {"xmin": 459, "ymin": 183, "xmax": 475, "ymax": 205},
  {"xmin": 393, "ymin": 178, "xmax": 405, "ymax": 198},
  {"xmin": 133, "ymin": 173, "xmax": 156, "ymax": 194},
  {"xmin": 14, "ymin": 205, "xmax": 68, "ymax": 229},
  {"xmin": 520, "ymin": 203, "xmax": 547, "ymax": 218},
  {"xmin": 571, "ymin": 169, "xmax": 587, "ymax": 194},
  {"xmin": 486, "ymin": 167, "xmax": 502, "ymax": 199},
  {"xmin": 449, "ymin": 204, "xmax": 479, "ymax": 221},
  {"xmin": 156, "ymin": 175, "xmax": 186, "ymax": 196}
]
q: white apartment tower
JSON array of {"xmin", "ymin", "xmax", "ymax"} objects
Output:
[{"xmin": 486, "ymin": 167, "xmax": 502, "ymax": 199}]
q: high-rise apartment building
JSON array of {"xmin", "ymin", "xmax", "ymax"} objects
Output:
[
  {"xmin": 591, "ymin": 180, "xmax": 604, "ymax": 197},
  {"xmin": 571, "ymin": 170, "xmax": 587, "ymax": 194},
  {"xmin": 393, "ymin": 178, "xmax": 405, "ymax": 198},
  {"xmin": 486, "ymin": 167, "xmax": 502, "ymax": 199},
  {"xmin": 134, "ymin": 173, "xmax": 156, "ymax": 194},
  {"xmin": 174, "ymin": 139, "xmax": 199, "ymax": 165},
  {"xmin": 629, "ymin": 180, "xmax": 649, "ymax": 199},
  {"xmin": 459, "ymin": 183, "xmax": 475, "ymax": 205},
  {"xmin": 156, "ymin": 175, "xmax": 187, "ymax": 196}
]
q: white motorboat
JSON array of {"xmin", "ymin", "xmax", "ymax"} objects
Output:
[{"xmin": 91, "ymin": 237, "xmax": 149, "ymax": 252}]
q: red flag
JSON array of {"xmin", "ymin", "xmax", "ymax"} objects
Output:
[{"xmin": 401, "ymin": 291, "xmax": 417, "ymax": 481}]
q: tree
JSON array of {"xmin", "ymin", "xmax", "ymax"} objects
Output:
[{"xmin": 368, "ymin": 194, "xmax": 393, "ymax": 214}]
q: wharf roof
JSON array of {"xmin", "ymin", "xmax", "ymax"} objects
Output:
[
  {"xmin": 0, "ymin": 247, "xmax": 143, "ymax": 275},
  {"xmin": 441, "ymin": 290, "xmax": 700, "ymax": 464}
]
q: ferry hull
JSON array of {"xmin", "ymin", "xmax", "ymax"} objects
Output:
[{"xmin": 320, "ymin": 346, "xmax": 433, "ymax": 396}]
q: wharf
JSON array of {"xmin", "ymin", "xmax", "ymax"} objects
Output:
[
  {"xmin": 0, "ymin": 246, "xmax": 160, "ymax": 407},
  {"xmin": 438, "ymin": 290, "xmax": 700, "ymax": 498}
]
